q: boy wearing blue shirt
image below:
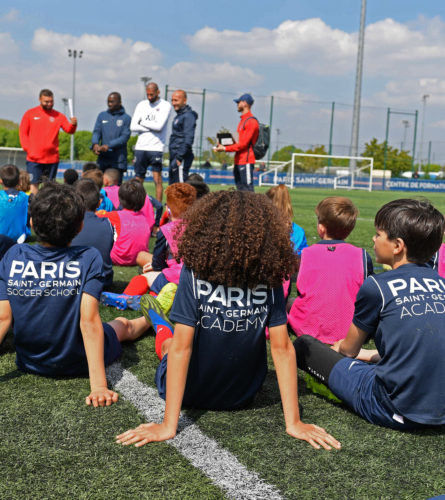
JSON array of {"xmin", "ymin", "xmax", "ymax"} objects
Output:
[
  {"xmin": 0, "ymin": 164, "xmax": 30, "ymax": 242},
  {"xmin": 294, "ymin": 199, "xmax": 445, "ymax": 430},
  {"xmin": 0, "ymin": 182, "xmax": 149, "ymax": 407}
]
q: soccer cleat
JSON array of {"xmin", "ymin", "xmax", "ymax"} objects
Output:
[
  {"xmin": 304, "ymin": 373, "xmax": 342, "ymax": 403},
  {"xmin": 126, "ymin": 295, "xmax": 141, "ymax": 311},
  {"xmin": 100, "ymin": 291, "xmax": 129, "ymax": 310},
  {"xmin": 140, "ymin": 294, "xmax": 175, "ymax": 331},
  {"xmin": 156, "ymin": 283, "xmax": 178, "ymax": 315}
]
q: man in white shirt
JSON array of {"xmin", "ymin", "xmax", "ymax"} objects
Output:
[{"xmin": 131, "ymin": 82, "xmax": 172, "ymax": 202}]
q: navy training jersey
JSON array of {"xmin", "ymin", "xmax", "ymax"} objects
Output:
[
  {"xmin": 0, "ymin": 243, "xmax": 104, "ymax": 376},
  {"xmin": 353, "ymin": 263, "xmax": 445, "ymax": 424},
  {"xmin": 169, "ymin": 266, "xmax": 287, "ymax": 410}
]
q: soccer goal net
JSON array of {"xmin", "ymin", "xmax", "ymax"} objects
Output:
[
  {"xmin": 259, "ymin": 153, "xmax": 374, "ymax": 191},
  {"xmin": 0, "ymin": 147, "xmax": 27, "ymax": 169}
]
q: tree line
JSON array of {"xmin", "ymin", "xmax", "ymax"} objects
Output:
[{"xmin": 0, "ymin": 120, "xmax": 442, "ymax": 176}]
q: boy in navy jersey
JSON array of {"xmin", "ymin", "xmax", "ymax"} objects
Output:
[
  {"xmin": 294, "ymin": 199, "xmax": 445, "ymax": 430},
  {"xmin": 116, "ymin": 190, "xmax": 341, "ymax": 450},
  {"xmin": 0, "ymin": 182, "xmax": 149, "ymax": 407}
]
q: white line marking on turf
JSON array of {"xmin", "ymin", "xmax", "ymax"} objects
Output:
[{"xmin": 107, "ymin": 362, "xmax": 283, "ymax": 500}]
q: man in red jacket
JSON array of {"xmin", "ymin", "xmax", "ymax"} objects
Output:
[
  {"xmin": 215, "ymin": 93, "xmax": 259, "ymax": 191},
  {"xmin": 19, "ymin": 89, "xmax": 77, "ymax": 194}
]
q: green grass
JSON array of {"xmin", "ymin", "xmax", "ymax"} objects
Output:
[{"xmin": 2, "ymin": 185, "xmax": 445, "ymax": 499}]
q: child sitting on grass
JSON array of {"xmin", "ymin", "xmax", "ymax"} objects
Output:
[
  {"xmin": 101, "ymin": 183, "xmax": 196, "ymax": 311},
  {"xmin": 97, "ymin": 180, "xmax": 152, "ymax": 266},
  {"xmin": 116, "ymin": 190, "xmax": 341, "ymax": 450},
  {"xmin": 129, "ymin": 182, "xmax": 196, "ymax": 289},
  {"xmin": 82, "ymin": 167, "xmax": 114, "ymax": 212},
  {"xmin": 288, "ymin": 196, "xmax": 373, "ymax": 344},
  {"xmin": 265, "ymin": 184, "xmax": 307, "ymax": 256},
  {"xmin": 72, "ymin": 178, "xmax": 115, "ymax": 288},
  {"xmin": 0, "ymin": 164, "xmax": 30, "ymax": 243},
  {"xmin": 103, "ymin": 168, "xmax": 121, "ymax": 208},
  {"xmin": 0, "ymin": 182, "xmax": 150, "ymax": 406},
  {"xmin": 294, "ymin": 198, "xmax": 445, "ymax": 430},
  {"xmin": 63, "ymin": 168, "xmax": 79, "ymax": 185},
  {"xmin": 103, "ymin": 169, "xmax": 157, "ymax": 231}
]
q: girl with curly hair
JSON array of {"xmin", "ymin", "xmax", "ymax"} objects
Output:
[{"xmin": 116, "ymin": 190, "xmax": 341, "ymax": 451}]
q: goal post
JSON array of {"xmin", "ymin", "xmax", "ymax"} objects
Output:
[{"xmin": 259, "ymin": 153, "xmax": 374, "ymax": 191}]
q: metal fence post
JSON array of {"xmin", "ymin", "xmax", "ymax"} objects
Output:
[
  {"xmin": 267, "ymin": 95, "xmax": 274, "ymax": 167},
  {"xmin": 199, "ymin": 88, "xmax": 206, "ymax": 164},
  {"xmin": 383, "ymin": 107, "xmax": 390, "ymax": 190}
]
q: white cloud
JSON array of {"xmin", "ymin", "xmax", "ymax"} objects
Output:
[
  {"xmin": 1, "ymin": 8, "xmax": 19, "ymax": 22},
  {"xmin": 163, "ymin": 61, "xmax": 262, "ymax": 89},
  {"xmin": 188, "ymin": 19, "xmax": 356, "ymax": 75},
  {"xmin": 188, "ymin": 16, "xmax": 445, "ymax": 80},
  {"xmin": 0, "ymin": 32, "xmax": 18, "ymax": 56},
  {"xmin": 31, "ymin": 28, "xmax": 162, "ymax": 66}
]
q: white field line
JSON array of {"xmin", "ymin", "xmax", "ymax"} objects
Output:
[{"xmin": 107, "ymin": 362, "xmax": 283, "ymax": 500}]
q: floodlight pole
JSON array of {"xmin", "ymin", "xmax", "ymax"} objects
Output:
[
  {"xmin": 327, "ymin": 101, "xmax": 335, "ymax": 169},
  {"xmin": 199, "ymin": 89, "xmax": 206, "ymax": 164},
  {"xmin": 267, "ymin": 96, "xmax": 274, "ymax": 168},
  {"xmin": 401, "ymin": 120, "xmax": 409, "ymax": 150},
  {"xmin": 68, "ymin": 49, "xmax": 83, "ymax": 162},
  {"xmin": 418, "ymin": 94, "xmax": 429, "ymax": 171},
  {"xmin": 349, "ymin": 0, "xmax": 366, "ymax": 170}
]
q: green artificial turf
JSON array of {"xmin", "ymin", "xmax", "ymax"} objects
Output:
[{"xmin": 2, "ymin": 184, "xmax": 445, "ymax": 499}]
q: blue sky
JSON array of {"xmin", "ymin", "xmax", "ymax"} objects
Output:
[{"xmin": 2, "ymin": 1, "xmax": 445, "ymax": 160}]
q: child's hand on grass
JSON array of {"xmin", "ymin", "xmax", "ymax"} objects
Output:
[
  {"xmin": 115, "ymin": 422, "xmax": 176, "ymax": 447},
  {"xmin": 85, "ymin": 387, "xmax": 119, "ymax": 407},
  {"xmin": 286, "ymin": 421, "xmax": 341, "ymax": 450}
]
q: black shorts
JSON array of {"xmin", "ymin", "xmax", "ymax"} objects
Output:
[
  {"xmin": 134, "ymin": 150, "xmax": 163, "ymax": 178},
  {"xmin": 26, "ymin": 161, "xmax": 59, "ymax": 184}
]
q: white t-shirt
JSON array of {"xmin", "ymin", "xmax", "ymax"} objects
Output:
[{"xmin": 130, "ymin": 98, "xmax": 172, "ymax": 152}]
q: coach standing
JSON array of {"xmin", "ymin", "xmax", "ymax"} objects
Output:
[
  {"xmin": 91, "ymin": 92, "xmax": 131, "ymax": 185},
  {"xmin": 19, "ymin": 89, "xmax": 77, "ymax": 194},
  {"xmin": 168, "ymin": 90, "xmax": 198, "ymax": 184},
  {"xmin": 131, "ymin": 82, "xmax": 171, "ymax": 202},
  {"xmin": 215, "ymin": 93, "xmax": 258, "ymax": 191}
]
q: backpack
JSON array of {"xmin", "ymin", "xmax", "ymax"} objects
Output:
[{"xmin": 243, "ymin": 117, "xmax": 270, "ymax": 160}]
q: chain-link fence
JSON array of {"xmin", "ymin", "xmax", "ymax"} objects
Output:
[{"xmin": 163, "ymin": 85, "xmax": 445, "ymax": 173}]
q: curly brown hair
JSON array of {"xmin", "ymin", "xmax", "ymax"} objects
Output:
[{"xmin": 177, "ymin": 190, "xmax": 298, "ymax": 289}]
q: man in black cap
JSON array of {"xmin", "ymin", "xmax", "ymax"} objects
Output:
[{"xmin": 215, "ymin": 93, "xmax": 259, "ymax": 191}]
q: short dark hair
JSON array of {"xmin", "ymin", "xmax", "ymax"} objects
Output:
[
  {"xmin": 75, "ymin": 178, "xmax": 100, "ymax": 212},
  {"xmin": 0, "ymin": 164, "xmax": 20, "ymax": 188},
  {"xmin": 39, "ymin": 89, "xmax": 53, "ymax": 98},
  {"xmin": 118, "ymin": 180, "xmax": 146, "ymax": 211},
  {"xmin": 82, "ymin": 162, "xmax": 99, "ymax": 173},
  {"xmin": 108, "ymin": 92, "xmax": 121, "ymax": 101},
  {"xmin": 315, "ymin": 197, "xmax": 358, "ymax": 240},
  {"xmin": 83, "ymin": 169, "xmax": 104, "ymax": 189},
  {"xmin": 64, "ymin": 168, "xmax": 79, "ymax": 185},
  {"xmin": 185, "ymin": 173, "xmax": 209, "ymax": 198},
  {"xmin": 30, "ymin": 182, "xmax": 85, "ymax": 247},
  {"xmin": 104, "ymin": 168, "xmax": 120, "ymax": 185},
  {"xmin": 375, "ymin": 198, "xmax": 444, "ymax": 264}
]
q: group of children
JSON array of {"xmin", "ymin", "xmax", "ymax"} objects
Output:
[{"xmin": 1, "ymin": 168, "xmax": 445, "ymax": 451}]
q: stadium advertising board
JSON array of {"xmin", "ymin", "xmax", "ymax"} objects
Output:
[{"xmin": 57, "ymin": 163, "xmax": 445, "ymax": 192}]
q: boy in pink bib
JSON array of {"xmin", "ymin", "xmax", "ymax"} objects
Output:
[
  {"xmin": 288, "ymin": 197, "xmax": 373, "ymax": 344},
  {"xmin": 98, "ymin": 180, "xmax": 152, "ymax": 266}
]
